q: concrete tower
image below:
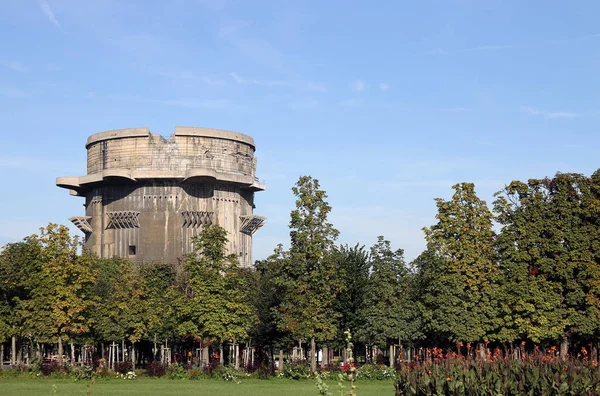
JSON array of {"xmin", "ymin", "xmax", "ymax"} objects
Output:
[{"xmin": 56, "ymin": 127, "xmax": 266, "ymax": 267}]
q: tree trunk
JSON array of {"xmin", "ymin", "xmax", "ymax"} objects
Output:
[
  {"xmin": 310, "ymin": 337, "xmax": 316, "ymax": 374},
  {"xmin": 122, "ymin": 340, "xmax": 126, "ymax": 363},
  {"xmin": 479, "ymin": 343, "xmax": 486, "ymax": 361},
  {"xmin": 322, "ymin": 346, "xmax": 328, "ymax": 366},
  {"xmin": 1, "ymin": 343, "xmax": 4, "ymax": 367},
  {"xmin": 153, "ymin": 335, "xmax": 157, "ymax": 362},
  {"xmin": 234, "ymin": 343, "xmax": 239, "ymax": 369},
  {"xmin": 10, "ymin": 335, "xmax": 16, "ymax": 366},
  {"xmin": 132, "ymin": 341, "xmax": 136, "ymax": 370},
  {"xmin": 219, "ymin": 344, "xmax": 224, "ymax": 366},
  {"xmin": 71, "ymin": 343, "xmax": 75, "ymax": 365},
  {"xmin": 278, "ymin": 349, "xmax": 284, "ymax": 373},
  {"xmin": 389, "ymin": 344, "xmax": 395, "ymax": 368},
  {"xmin": 57, "ymin": 336, "xmax": 63, "ymax": 365},
  {"xmin": 560, "ymin": 335, "xmax": 569, "ymax": 361}
]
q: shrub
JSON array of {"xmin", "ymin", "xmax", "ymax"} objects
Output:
[
  {"xmin": 146, "ymin": 362, "xmax": 167, "ymax": 377},
  {"xmin": 214, "ymin": 365, "xmax": 243, "ymax": 383},
  {"xmin": 113, "ymin": 361, "xmax": 133, "ymax": 375},
  {"xmin": 282, "ymin": 360, "xmax": 311, "ymax": 380},
  {"xmin": 167, "ymin": 364, "xmax": 188, "ymax": 380},
  {"xmin": 40, "ymin": 360, "xmax": 64, "ymax": 376},
  {"xmin": 356, "ymin": 363, "xmax": 396, "ymax": 380},
  {"xmin": 72, "ymin": 365, "xmax": 94, "ymax": 381}
]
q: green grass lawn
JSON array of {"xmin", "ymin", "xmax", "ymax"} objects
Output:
[{"xmin": 0, "ymin": 378, "xmax": 394, "ymax": 396}]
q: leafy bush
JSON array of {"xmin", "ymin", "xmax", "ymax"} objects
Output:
[
  {"xmin": 213, "ymin": 365, "xmax": 244, "ymax": 383},
  {"xmin": 40, "ymin": 360, "xmax": 64, "ymax": 376},
  {"xmin": 72, "ymin": 365, "xmax": 94, "ymax": 380},
  {"xmin": 146, "ymin": 362, "xmax": 167, "ymax": 377},
  {"xmin": 356, "ymin": 363, "xmax": 396, "ymax": 380},
  {"xmin": 167, "ymin": 363, "xmax": 188, "ymax": 380},
  {"xmin": 113, "ymin": 361, "xmax": 133, "ymax": 375},
  {"xmin": 282, "ymin": 360, "xmax": 311, "ymax": 380}
]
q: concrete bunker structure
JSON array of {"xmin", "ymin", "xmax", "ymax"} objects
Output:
[{"xmin": 56, "ymin": 126, "xmax": 266, "ymax": 267}]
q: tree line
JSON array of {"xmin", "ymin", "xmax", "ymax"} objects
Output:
[{"xmin": 2, "ymin": 170, "xmax": 600, "ymax": 371}]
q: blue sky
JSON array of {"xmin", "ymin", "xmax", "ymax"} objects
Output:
[{"xmin": 0, "ymin": 0, "xmax": 599, "ymax": 262}]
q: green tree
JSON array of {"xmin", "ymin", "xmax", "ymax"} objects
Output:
[
  {"xmin": 92, "ymin": 257, "xmax": 148, "ymax": 363},
  {"xmin": 494, "ymin": 173, "xmax": 600, "ymax": 356},
  {"xmin": 19, "ymin": 224, "xmax": 97, "ymax": 362},
  {"xmin": 177, "ymin": 225, "xmax": 256, "ymax": 355},
  {"xmin": 360, "ymin": 237, "xmax": 421, "ymax": 361},
  {"xmin": 252, "ymin": 245, "xmax": 292, "ymax": 372},
  {"xmin": 422, "ymin": 183, "xmax": 501, "ymax": 343},
  {"xmin": 0, "ymin": 237, "xmax": 42, "ymax": 363},
  {"xmin": 277, "ymin": 176, "xmax": 341, "ymax": 373},
  {"xmin": 331, "ymin": 244, "xmax": 369, "ymax": 354}
]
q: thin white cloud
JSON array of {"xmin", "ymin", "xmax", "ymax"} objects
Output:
[
  {"xmin": 107, "ymin": 93, "xmax": 237, "ymax": 110},
  {"xmin": 39, "ymin": 1, "xmax": 64, "ymax": 32},
  {"xmin": 230, "ymin": 72, "xmax": 289, "ymax": 87},
  {"xmin": 425, "ymin": 48, "xmax": 448, "ymax": 55},
  {"xmin": 0, "ymin": 61, "xmax": 29, "ymax": 73},
  {"xmin": 440, "ymin": 107, "xmax": 472, "ymax": 113},
  {"xmin": 351, "ymin": 80, "xmax": 366, "ymax": 92},
  {"xmin": 520, "ymin": 106, "xmax": 581, "ymax": 119},
  {"xmin": 379, "ymin": 82, "xmax": 390, "ymax": 92},
  {"xmin": 230, "ymin": 72, "xmax": 326, "ymax": 92},
  {"xmin": 157, "ymin": 70, "xmax": 226, "ymax": 86},
  {"xmin": 427, "ymin": 44, "xmax": 512, "ymax": 55},
  {"xmin": 340, "ymin": 99, "xmax": 361, "ymax": 107},
  {"xmin": 459, "ymin": 44, "xmax": 513, "ymax": 53},
  {"xmin": 151, "ymin": 98, "xmax": 230, "ymax": 109},
  {"xmin": 0, "ymin": 86, "xmax": 30, "ymax": 98}
]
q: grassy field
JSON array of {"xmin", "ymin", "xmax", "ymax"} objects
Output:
[{"xmin": 0, "ymin": 378, "xmax": 394, "ymax": 396}]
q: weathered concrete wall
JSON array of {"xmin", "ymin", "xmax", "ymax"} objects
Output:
[{"xmin": 57, "ymin": 127, "xmax": 265, "ymax": 267}]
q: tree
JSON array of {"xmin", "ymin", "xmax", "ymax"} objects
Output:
[
  {"xmin": 252, "ymin": 245, "xmax": 293, "ymax": 372},
  {"xmin": 277, "ymin": 176, "xmax": 341, "ymax": 373},
  {"xmin": 494, "ymin": 173, "xmax": 600, "ymax": 356},
  {"xmin": 92, "ymin": 258, "xmax": 148, "ymax": 366},
  {"xmin": 422, "ymin": 183, "xmax": 501, "ymax": 344},
  {"xmin": 359, "ymin": 237, "xmax": 421, "ymax": 362},
  {"xmin": 176, "ymin": 225, "xmax": 256, "ymax": 354},
  {"xmin": 19, "ymin": 224, "xmax": 97, "ymax": 362},
  {"xmin": 331, "ymin": 244, "xmax": 369, "ymax": 355},
  {"xmin": 0, "ymin": 237, "xmax": 42, "ymax": 363}
]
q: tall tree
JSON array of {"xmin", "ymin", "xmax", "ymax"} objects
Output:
[
  {"xmin": 359, "ymin": 237, "xmax": 421, "ymax": 357},
  {"xmin": 277, "ymin": 176, "xmax": 341, "ymax": 373},
  {"xmin": 494, "ymin": 173, "xmax": 600, "ymax": 356},
  {"xmin": 252, "ymin": 245, "xmax": 292, "ymax": 371},
  {"xmin": 331, "ymin": 244, "xmax": 369, "ymax": 353},
  {"xmin": 176, "ymin": 225, "xmax": 256, "ymax": 351},
  {"xmin": 0, "ymin": 237, "xmax": 42, "ymax": 363},
  {"xmin": 19, "ymin": 224, "xmax": 97, "ymax": 362},
  {"xmin": 422, "ymin": 183, "xmax": 501, "ymax": 343}
]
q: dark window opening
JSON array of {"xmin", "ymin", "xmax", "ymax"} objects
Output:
[{"xmin": 129, "ymin": 245, "xmax": 137, "ymax": 256}]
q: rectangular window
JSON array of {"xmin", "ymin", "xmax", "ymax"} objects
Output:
[{"xmin": 128, "ymin": 245, "xmax": 136, "ymax": 256}]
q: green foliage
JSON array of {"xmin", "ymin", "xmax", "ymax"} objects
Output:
[
  {"xmin": 276, "ymin": 176, "xmax": 342, "ymax": 373},
  {"xmin": 18, "ymin": 224, "xmax": 97, "ymax": 345},
  {"xmin": 176, "ymin": 224, "xmax": 257, "ymax": 343},
  {"xmin": 421, "ymin": 183, "xmax": 500, "ymax": 343},
  {"xmin": 360, "ymin": 237, "xmax": 421, "ymax": 348},
  {"xmin": 394, "ymin": 356, "xmax": 600, "ymax": 395},
  {"xmin": 282, "ymin": 360, "xmax": 311, "ymax": 380},
  {"xmin": 356, "ymin": 364, "xmax": 396, "ymax": 380},
  {"xmin": 331, "ymin": 245, "xmax": 369, "ymax": 350},
  {"xmin": 494, "ymin": 173, "xmax": 600, "ymax": 347}
]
